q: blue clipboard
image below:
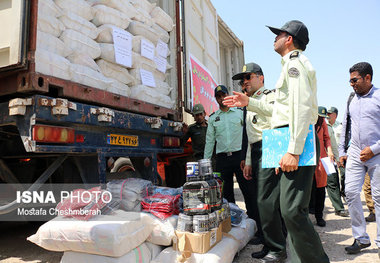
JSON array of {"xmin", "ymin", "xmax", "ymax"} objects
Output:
[{"xmin": 262, "ymin": 125, "xmax": 316, "ymax": 168}]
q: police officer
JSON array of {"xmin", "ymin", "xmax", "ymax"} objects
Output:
[
  {"xmin": 232, "ymin": 63, "xmax": 285, "ymax": 258},
  {"xmin": 204, "ymin": 85, "xmax": 255, "ymax": 218},
  {"xmin": 223, "ymin": 20, "xmax": 329, "ymax": 263},
  {"xmin": 182, "ymin": 103, "xmax": 208, "ymax": 160}
]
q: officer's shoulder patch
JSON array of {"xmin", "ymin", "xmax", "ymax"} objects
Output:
[
  {"xmin": 290, "ymin": 51, "xmax": 299, "ymax": 59},
  {"xmin": 288, "ymin": 67, "xmax": 300, "ymax": 78}
]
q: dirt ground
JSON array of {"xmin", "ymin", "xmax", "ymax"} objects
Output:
[
  {"xmin": 233, "ymin": 182, "xmax": 379, "ymax": 263},
  {"xmin": 0, "ymin": 182, "xmax": 378, "ymax": 263}
]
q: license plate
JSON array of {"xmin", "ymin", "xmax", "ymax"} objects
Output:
[{"xmin": 107, "ymin": 134, "xmax": 138, "ymax": 147}]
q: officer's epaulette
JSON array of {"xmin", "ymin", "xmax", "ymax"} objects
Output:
[
  {"xmin": 262, "ymin": 89, "xmax": 274, "ymax": 95},
  {"xmin": 209, "ymin": 112, "xmax": 215, "ymax": 117},
  {"xmin": 290, "ymin": 51, "xmax": 299, "ymax": 59}
]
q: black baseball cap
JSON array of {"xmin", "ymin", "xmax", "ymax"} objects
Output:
[
  {"xmin": 232, "ymin": 63, "xmax": 263, "ymax": 80},
  {"xmin": 327, "ymin": 107, "xmax": 338, "ymax": 115},
  {"xmin": 214, "ymin": 85, "xmax": 229, "ymax": 96},
  {"xmin": 267, "ymin": 20, "xmax": 309, "ymax": 47}
]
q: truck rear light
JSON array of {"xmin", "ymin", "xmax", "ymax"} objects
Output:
[
  {"xmin": 163, "ymin": 136, "xmax": 180, "ymax": 147},
  {"xmin": 32, "ymin": 125, "xmax": 75, "ymax": 143},
  {"xmin": 75, "ymin": 134, "xmax": 85, "ymax": 143}
]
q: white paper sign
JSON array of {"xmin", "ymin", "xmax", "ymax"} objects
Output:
[
  {"xmin": 156, "ymin": 39, "xmax": 168, "ymax": 58},
  {"xmin": 114, "ymin": 46, "xmax": 132, "ymax": 68},
  {"xmin": 154, "ymin": 56, "xmax": 167, "ymax": 73},
  {"xmin": 321, "ymin": 157, "xmax": 336, "ymax": 175},
  {"xmin": 140, "ymin": 69, "xmax": 156, "ymax": 88},
  {"xmin": 112, "ymin": 28, "xmax": 132, "ymax": 68},
  {"xmin": 141, "ymin": 39, "xmax": 155, "ymax": 60}
]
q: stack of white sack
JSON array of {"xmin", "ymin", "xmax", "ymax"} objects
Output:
[
  {"xmin": 152, "ymin": 218, "xmax": 256, "ymax": 263},
  {"xmin": 35, "ymin": 0, "xmax": 69, "ymax": 79},
  {"xmin": 106, "ymin": 178, "xmax": 153, "ymax": 212},
  {"xmin": 27, "ymin": 210, "xmax": 154, "ymax": 257},
  {"xmin": 130, "ymin": 84, "xmax": 175, "ymax": 109},
  {"xmin": 60, "ymin": 242, "xmax": 163, "ymax": 263},
  {"xmin": 141, "ymin": 213, "xmax": 178, "ymax": 246}
]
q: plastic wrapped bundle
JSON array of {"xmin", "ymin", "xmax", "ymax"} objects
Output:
[
  {"xmin": 106, "ymin": 178, "xmax": 153, "ymax": 212},
  {"xmin": 141, "ymin": 193, "xmax": 180, "ymax": 220}
]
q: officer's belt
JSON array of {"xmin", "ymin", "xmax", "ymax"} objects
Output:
[{"xmin": 217, "ymin": 150, "xmax": 241, "ymax": 157}]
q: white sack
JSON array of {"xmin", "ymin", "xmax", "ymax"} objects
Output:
[
  {"xmin": 99, "ymin": 43, "xmax": 118, "ymax": 65},
  {"xmin": 92, "ymin": 5, "xmax": 131, "ymax": 29},
  {"xmin": 130, "ymin": 85, "xmax": 174, "ymax": 109},
  {"xmin": 96, "ymin": 24, "xmax": 118, "ymax": 43},
  {"xmin": 60, "ymin": 29, "xmax": 101, "ymax": 59},
  {"xmin": 96, "ymin": 59, "xmax": 134, "ymax": 85},
  {"xmin": 133, "ymin": 7, "xmax": 154, "ymax": 27},
  {"xmin": 60, "ymin": 243, "xmax": 151, "ymax": 263},
  {"xmin": 128, "ymin": 21, "xmax": 160, "ymax": 44},
  {"xmin": 151, "ymin": 219, "xmax": 256, "ymax": 263},
  {"xmin": 132, "ymin": 52, "xmax": 156, "ymax": 71},
  {"xmin": 36, "ymin": 30, "xmax": 71, "ymax": 57},
  {"xmin": 70, "ymin": 64, "xmax": 112, "ymax": 90},
  {"xmin": 129, "ymin": 67, "xmax": 166, "ymax": 85},
  {"xmin": 55, "ymin": 0, "xmax": 94, "ymax": 21},
  {"xmin": 27, "ymin": 210, "xmax": 153, "ymax": 257},
  {"xmin": 130, "ymin": 0, "xmax": 155, "ymax": 14},
  {"xmin": 67, "ymin": 53, "xmax": 100, "ymax": 72},
  {"xmin": 132, "ymin": 36, "xmax": 155, "ymax": 54},
  {"xmin": 35, "ymin": 49, "xmax": 71, "ymax": 80},
  {"xmin": 156, "ymin": 80, "xmax": 173, "ymax": 96},
  {"xmin": 108, "ymin": 80, "xmax": 131, "ymax": 97},
  {"xmin": 141, "ymin": 213, "xmax": 177, "ymax": 246},
  {"xmin": 37, "ymin": 14, "xmax": 65, "ymax": 37},
  {"xmin": 87, "ymin": 0, "xmax": 139, "ymax": 20},
  {"xmin": 151, "ymin": 23, "xmax": 170, "ymax": 44},
  {"xmin": 59, "ymin": 12, "xmax": 98, "ymax": 39},
  {"xmin": 150, "ymin": 6, "xmax": 174, "ymax": 32},
  {"xmin": 146, "ymin": 242, "xmax": 164, "ymax": 261},
  {"xmin": 38, "ymin": 0, "xmax": 62, "ymax": 17}
]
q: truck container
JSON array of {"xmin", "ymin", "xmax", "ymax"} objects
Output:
[{"xmin": 0, "ymin": 0, "xmax": 244, "ymax": 214}]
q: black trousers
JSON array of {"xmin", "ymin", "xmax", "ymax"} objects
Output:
[
  {"xmin": 309, "ymin": 177, "xmax": 326, "ymax": 219},
  {"xmin": 215, "ymin": 150, "xmax": 256, "ymax": 220}
]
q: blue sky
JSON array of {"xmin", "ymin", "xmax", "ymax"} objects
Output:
[{"xmin": 211, "ymin": 0, "xmax": 380, "ymax": 122}]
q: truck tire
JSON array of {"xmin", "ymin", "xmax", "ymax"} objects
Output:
[{"xmin": 111, "ymin": 157, "xmax": 135, "ymax": 173}]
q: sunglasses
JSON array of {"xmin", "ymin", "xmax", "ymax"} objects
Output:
[
  {"xmin": 238, "ymin": 74, "xmax": 253, "ymax": 86},
  {"xmin": 349, "ymin": 77, "xmax": 362, "ymax": 84}
]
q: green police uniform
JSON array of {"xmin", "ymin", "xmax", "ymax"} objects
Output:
[
  {"xmin": 204, "ymin": 107, "xmax": 243, "ymax": 158},
  {"xmin": 183, "ymin": 122, "xmax": 208, "ymax": 160},
  {"xmin": 204, "ymin": 106, "xmax": 253, "ymax": 208},
  {"xmin": 326, "ymin": 123, "xmax": 346, "ymax": 213},
  {"xmin": 247, "ymin": 50, "xmax": 329, "ymax": 262}
]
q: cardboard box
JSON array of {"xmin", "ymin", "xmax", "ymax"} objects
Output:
[
  {"xmin": 221, "ymin": 216, "xmax": 231, "ymax": 233},
  {"xmin": 174, "ymin": 223, "xmax": 222, "ymax": 254}
]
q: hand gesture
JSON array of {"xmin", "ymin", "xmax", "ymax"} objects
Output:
[{"xmin": 223, "ymin": 91, "xmax": 249, "ymax": 107}]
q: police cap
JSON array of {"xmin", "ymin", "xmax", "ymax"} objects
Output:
[
  {"xmin": 192, "ymin": 104, "xmax": 205, "ymax": 115},
  {"xmin": 318, "ymin": 106, "xmax": 329, "ymax": 118},
  {"xmin": 267, "ymin": 20, "xmax": 309, "ymax": 47},
  {"xmin": 327, "ymin": 107, "xmax": 338, "ymax": 115},
  {"xmin": 232, "ymin": 63, "xmax": 263, "ymax": 80},
  {"xmin": 214, "ymin": 85, "xmax": 229, "ymax": 96}
]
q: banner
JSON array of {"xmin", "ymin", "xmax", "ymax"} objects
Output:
[{"xmin": 189, "ymin": 54, "xmax": 218, "ymax": 116}]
